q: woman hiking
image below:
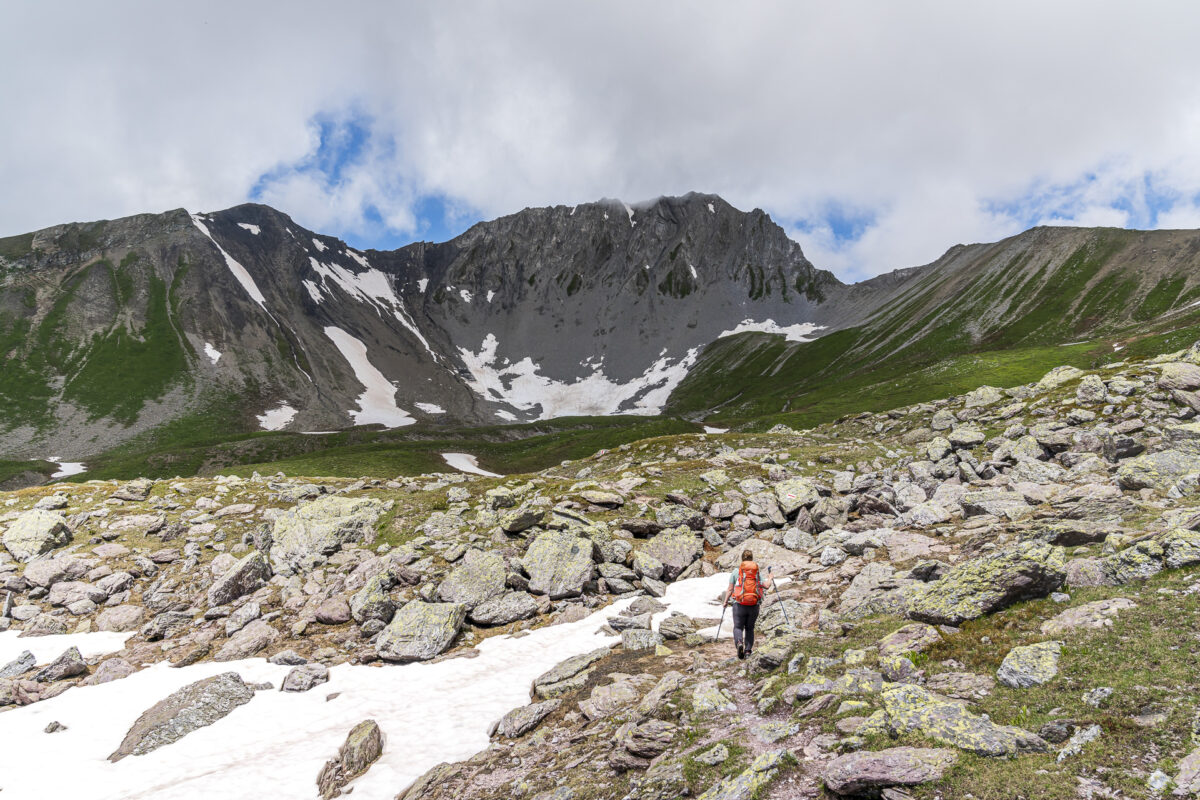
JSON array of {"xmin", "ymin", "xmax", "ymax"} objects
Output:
[{"xmin": 726, "ymin": 548, "xmax": 772, "ymax": 659}]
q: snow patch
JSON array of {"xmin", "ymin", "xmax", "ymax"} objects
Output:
[
  {"xmin": 707, "ymin": 202, "xmax": 715, "ymax": 213},
  {"xmin": 308, "ymin": 257, "xmax": 435, "ymax": 358},
  {"xmin": 323, "ymin": 326, "xmax": 415, "ymax": 428},
  {"xmin": 417, "ymin": 278, "xmax": 429, "ymax": 293},
  {"xmin": 703, "ymin": 426, "xmax": 728, "ymax": 434},
  {"xmin": 190, "ymin": 216, "xmax": 267, "ymax": 309},
  {"xmin": 718, "ymin": 319, "xmax": 825, "ymax": 343},
  {"xmin": 441, "ymin": 452, "xmax": 501, "ymax": 477},
  {"xmin": 623, "ymin": 202, "xmax": 636, "ymax": 226},
  {"xmin": 302, "ymin": 280, "xmax": 323, "ymax": 304},
  {"xmin": 459, "ymin": 334, "xmax": 700, "ymax": 419},
  {"xmin": 345, "ymin": 249, "xmax": 370, "ymax": 269},
  {"xmin": 495, "ymin": 409, "xmax": 517, "ymax": 422},
  {"xmin": 486, "ymin": 290, "xmax": 495, "ymax": 303},
  {"xmin": 415, "ymin": 402, "xmax": 445, "ymax": 414},
  {"xmin": 0, "ymin": 630, "xmax": 131, "ymax": 665},
  {"xmin": 459, "ymin": 288, "xmax": 473, "ymax": 303},
  {"xmin": 236, "ymin": 223, "xmax": 260, "ymax": 235},
  {"xmin": 256, "ymin": 404, "xmax": 297, "ymax": 431},
  {"xmin": 689, "ymin": 264, "xmax": 698, "ymax": 279},
  {"xmin": 312, "ymin": 237, "xmax": 327, "ymax": 252},
  {"xmin": 48, "ymin": 458, "xmax": 86, "ymax": 478},
  {"xmin": 0, "ymin": 577, "xmax": 725, "ymax": 800},
  {"xmin": 203, "ymin": 342, "xmax": 221, "ymax": 364}
]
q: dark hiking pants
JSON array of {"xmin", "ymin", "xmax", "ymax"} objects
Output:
[{"xmin": 732, "ymin": 602, "xmax": 759, "ymax": 653}]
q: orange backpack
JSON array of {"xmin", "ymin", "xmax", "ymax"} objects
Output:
[{"xmin": 732, "ymin": 561, "xmax": 763, "ymax": 606}]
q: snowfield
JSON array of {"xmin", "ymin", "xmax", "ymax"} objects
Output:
[
  {"xmin": 0, "ymin": 576, "xmax": 729, "ymax": 800},
  {"xmin": 323, "ymin": 326, "xmax": 415, "ymax": 428},
  {"xmin": 441, "ymin": 452, "xmax": 501, "ymax": 477}
]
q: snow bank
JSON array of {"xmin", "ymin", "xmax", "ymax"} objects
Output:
[
  {"xmin": 718, "ymin": 319, "xmax": 825, "ymax": 343},
  {"xmin": 256, "ymin": 404, "xmax": 297, "ymax": 431},
  {"xmin": 308, "ymin": 257, "xmax": 435, "ymax": 358},
  {"xmin": 323, "ymin": 326, "xmax": 415, "ymax": 428},
  {"xmin": 458, "ymin": 334, "xmax": 699, "ymax": 419},
  {"xmin": 236, "ymin": 223, "xmax": 260, "ymax": 235},
  {"xmin": 190, "ymin": 216, "xmax": 267, "ymax": 309},
  {"xmin": 48, "ymin": 458, "xmax": 86, "ymax": 479},
  {"xmin": 441, "ymin": 452, "xmax": 501, "ymax": 477},
  {"xmin": 0, "ymin": 630, "xmax": 131, "ymax": 664},
  {"xmin": 203, "ymin": 343, "xmax": 222, "ymax": 364},
  {"xmin": 415, "ymin": 402, "xmax": 445, "ymax": 414},
  {"xmin": 0, "ymin": 576, "xmax": 727, "ymax": 800},
  {"xmin": 703, "ymin": 426, "xmax": 728, "ymax": 434}
]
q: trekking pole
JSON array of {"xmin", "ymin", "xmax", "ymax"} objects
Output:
[
  {"xmin": 768, "ymin": 567, "xmax": 793, "ymax": 630},
  {"xmin": 714, "ymin": 597, "xmax": 729, "ymax": 641}
]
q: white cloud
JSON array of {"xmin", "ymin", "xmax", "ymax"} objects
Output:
[{"xmin": 3, "ymin": 2, "xmax": 1200, "ymax": 280}]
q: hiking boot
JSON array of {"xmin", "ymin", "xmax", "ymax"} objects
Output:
[{"xmin": 736, "ymin": 642, "xmax": 745, "ymax": 660}]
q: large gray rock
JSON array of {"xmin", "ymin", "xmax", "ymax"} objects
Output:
[
  {"xmin": 97, "ymin": 605, "xmax": 145, "ymax": 632},
  {"xmin": 960, "ymin": 490, "xmax": 1031, "ymax": 521},
  {"xmin": 109, "ymin": 672, "xmax": 253, "ymax": 761},
  {"xmin": 33, "ymin": 646, "xmax": 87, "ymax": 682},
  {"xmin": 281, "ymin": 663, "xmax": 330, "ymax": 693},
  {"xmin": 350, "ymin": 571, "xmax": 397, "ymax": 626},
  {"xmin": 495, "ymin": 699, "xmax": 561, "ymax": 738},
  {"xmin": 2, "ymin": 510, "xmax": 72, "ymax": 562},
  {"xmin": 207, "ymin": 551, "xmax": 270, "ymax": 607},
  {"xmin": 643, "ymin": 528, "xmax": 703, "ymax": 580},
  {"xmin": 696, "ymin": 750, "xmax": 788, "ymax": 800},
  {"xmin": 437, "ymin": 548, "xmax": 506, "ymax": 609},
  {"xmin": 823, "ymin": 747, "xmax": 957, "ymax": 796},
  {"xmin": 524, "ymin": 531, "xmax": 595, "ymax": 599},
  {"xmin": 715, "ymin": 539, "xmax": 810, "ymax": 576},
  {"xmin": 269, "ymin": 496, "xmax": 386, "ymax": 576},
  {"xmin": 996, "ymin": 641, "xmax": 1062, "ymax": 688},
  {"xmin": 316, "ymin": 720, "xmax": 385, "ymax": 800},
  {"xmin": 376, "ymin": 601, "xmax": 465, "ymax": 662},
  {"xmin": 773, "ymin": 478, "xmax": 819, "ymax": 515},
  {"xmin": 1041, "ymin": 598, "xmax": 1136, "ymax": 636},
  {"xmin": 871, "ymin": 684, "xmax": 1048, "ymax": 757},
  {"xmin": 469, "ymin": 591, "xmax": 539, "ymax": 626},
  {"xmin": 906, "ymin": 540, "xmax": 1066, "ymax": 625},
  {"xmin": 0, "ymin": 650, "xmax": 35, "ymax": 679},
  {"xmin": 1158, "ymin": 361, "xmax": 1200, "ymax": 391},
  {"xmin": 533, "ymin": 647, "xmax": 610, "ymax": 699},
  {"xmin": 213, "ymin": 620, "xmax": 280, "ymax": 661},
  {"xmin": 1117, "ymin": 450, "xmax": 1200, "ymax": 491}
]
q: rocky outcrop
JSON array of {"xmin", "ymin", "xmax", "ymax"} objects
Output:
[
  {"xmin": 2, "ymin": 510, "xmax": 72, "ymax": 562},
  {"xmin": 376, "ymin": 601, "xmax": 465, "ymax": 662},
  {"xmin": 523, "ymin": 532, "xmax": 595, "ymax": 599},
  {"xmin": 270, "ymin": 496, "xmax": 386, "ymax": 576},
  {"xmin": 207, "ymin": 551, "xmax": 269, "ymax": 607},
  {"xmin": 316, "ymin": 719, "xmax": 385, "ymax": 800},
  {"xmin": 823, "ymin": 747, "xmax": 957, "ymax": 796}
]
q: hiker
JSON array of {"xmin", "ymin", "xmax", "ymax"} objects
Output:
[{"xmin": 726, "ymin": 548, "xmax": 772, "ymax": 659}]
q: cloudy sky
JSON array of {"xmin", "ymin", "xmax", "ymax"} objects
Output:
[{"xmin": 3, "ymin": 1, "xmax": 1200, "ymax": 281}]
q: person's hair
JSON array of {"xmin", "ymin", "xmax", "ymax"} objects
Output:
[{"xmin": 742, "ymin": 549, "xmax": 753, "ymax": 562}]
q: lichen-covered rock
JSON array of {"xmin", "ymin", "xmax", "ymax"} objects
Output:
[
  {"xmin": 1159, "ymin": 361, "xmax": 1200, "ymax": 391},
  {"xmin": 1041, "ymin": 598, "xmax": 1136, "ymax": 636},
  {"xmin": 33, "ymin": 646, "xmax": 87, "ymax": 682},
  {"xmin": 533, "ymin": 647, "xmax": 610, "ymax": 699},
  {"xmin": 876, "ymin": 684, "xmax": 1048, "ymax": 757},
  {"xmin": 621, "ymin": 719, "xmax": 676, "ymax": 758},
  {"xmin": 1075, "ymin": 374, "xmax": 1107, "ymax": 404},
  {"xmin": 1035, "ymin": 365, "xmax": 1084, "ymax": 392},
  {"xmin": 580, "ymin": 679, "xmax": 640, "ymax": 720},
  {"xmin": 213, "ymin": 619, "xmax": 280, "ymax": 661},
  {"xmin": 495, "ymin": 699, "xmax": 561, "ymax": 738},
  {"xmin": 110, "ymin": 672, "xmax": 253, "ymax": 761},
  {"xmin": 207, "ymin": 551, "xmax": 269, "ymax": 607},
  {"xmin": 437, "ymin": 548, "xmax": 506, "ymax": 609},
  {"xmin": 350, "ymin": 571, "xmax": 397, "ymax": 626},
  {"xmin": 523, "ymin": 531, "xmax": 595, "ymax": 599},
  {"xmin": 469, "ymin": 591, "xmax": 539, "ymax": 626},
  {"xmin": 960, "ymin": 490, "xmax": 1031, "ymax": 521},
  {"xmin": 499, "ymin": 507, "xmax": 545, "ymax": 534},
  {"xmin": 906, "ymin": 540, "xmax": 1066, "ymax": 625},
  {"xmin": 1102, "ymin": 540, "xmax": 1165, "ymax": 584},
  {"xmin": 964, "ymin": 385, "xmax": 1003, "ymax": 408},
  {"xmin": 316, "ymin": 719, "xmax": 384, "ymax": 800},
  {"xmin": 1161, "ymin": 527, "xmax": 1200, "ymax": 568},
  {"xmin": 692, "ymin": 679, "xmax": 736, "ymax": 714},
  {"xmin": 823, "ymin": 747, "xmax": 957, "ymax": 796},
  {"xmin": 1117, "ymin": 450, "xmax": 1200, "ymax": 491},
  {"xmin": 376, "ymin": 601, "xmax": 465, "ymax": 662},
  {"xmin": 997, "ymin": 641, "xmax": 1062, "ymax": 688},
  {"xmin": 878, "ymin": 623, "xmax": 942, "ymax": 657},
  {"xmin": 696, "ymin": 750, "xmax": 788, "ymax": 800},
  {"xmin": 948, "ymin": 426, "xmax": 986, "ymax": 449},
  {"xmin": 654, "ymin": 504, "xmax": 704, "ymax": 530},
  {"xmin": 2, "ymin": 510, "xmax": 72, "ymax": 562},
  {"xmin": 269, "ymin": 496, "xmax": 386, "ymax": 576},
  {"xmin": 774, "ymin": 478, "xmax": 819, "ymax": 515}
]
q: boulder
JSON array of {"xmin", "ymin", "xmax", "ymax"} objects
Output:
[
  {"xmin": 964, "ymin": 385, "xmax": 1003, "ymax": 408},
  {"xmin": 281, "ymin": 663, "xmax": 330, "ymax": 693},
  {"xmin": 2, "ymin": 510, "xmax": 72, "ymax": 562},
  {"xmin": 1075, "ymin": 375, "xmax": 1107, "ymax": 404},
  {"xmin": 499, "ymin": 507, "xmax": 545, "ymax": 534},
  {"xmin": 23, "ymin": 558, "xmax": 73, "ymax": 588},
  {"xmin": 692, "ymin": 679, "xmax": 736, "ymax": 714},
  {"xmin": 533, "ymin": 648, "xmax": 610, "ymax": 699},
  {"xmin": 873, "ymin": 683, "xmax": 1048, "ymax": 757},
  {"xmin": 642, "ymin": 529, "xmax": 703, "ymax": 580},
  {"xmin": 580, "ymin": 679, "xmax": 641, "ymax": 720},
  {"xmin": 878, "ymin": 623, "xmax": 942, "ymax": 657},
  {"xmin": 695, "ymin": 750, "xmax": 787, "ymax": 800},
  {"xmin": 1102, "ymin": 540, "xmax": 1165, "ymax": 584},
  {"xmin": 947, "ymin": 426, "xmax": 986, "ymax": 449},
  {"xmin": 469, "ymin": 591, "xmax": 539, "ymax": 626},
  {"xmin": 269, "ymin": 496, "xmax": 386, "ymax": 575},
  {"xmin": 823, "ymin": 747, "xmax": 957, "ymax": 796},
  {"xmin": 524, "ymin": 531, "xmax": 595, "ymax": 599},
  {"xmin": 314, "ymin": 597, "xmax": 352, "ymax": 625},
  {"xmin": 207, "ymin": 551, "xmax": 270, "ymax": 607},
  {"xmin": 1040, "ymin": 598, "xmax": 1136, "ymax": 636},
  {"xmin": 142, "ymin": 611, "xmax": 193, "ymax": 641},
  {"xmin": 316, "ymin": 720, "xmax": 385, "ymax": 800},
  {"xmin": 621, "ymin": 719, "xmax": 676, "ymax": 759},
  {"xmin": 1161, "ymin": 527, "xmax": 1200, "ymax": 568},
  {"xmin": 654, "ymin": 504, "xmax": 704, "ymax": 530},
  {"xmin": 349, "ymin": 572, "xmax": 397, "ymax": 626},
  {"xmin": 33, "ymin": 647, "xmax": 87, "ymax": 682},
  {"xmin": 97, "ymin": 605, "xmax": 145, "ymax": 632},
  {"xmin": 621, "ymin": 629, "xmax": 664, "ymax": 651},
  {"xmin": 495, "ymin": 699, "xmax": 561, "ymax": 738},
  {"xmin": 1158, "ymin": 361, "xmax": 1200, "ymax": 391},
  {"xmin": 213, "ymin": 620, "xmax": 280, "ymax": 661},
  {"xmin": 1117, "ymin": 450, "xmax": 1200, "ymax": 491},
  {"xmin": 773, "ymin": 478, "xmax": 820, "ymax": 515},
  {"xmin": 1035, "ymin": 366, "xmax": 1084, "ymax": 392},
  {"xmin": 0, "ymin": 650, "xmax": 35, "ymax": 679},
  {"xmin": 715, "ymin": 539, "xmax": 810, "ymax": 576},
  {"xmin": 960, "ymin": 490, "xmax": 1031, "ymax": 521},
  {"xmin": 109, "ymin": 672, "xmax": 253, "ymax": 760},
  {"xmin": 996, "ymin": 641, "xmax": 1062, "ymax": 688},
  {"xmin": 90, "ymin": 658, "xmax": 136, "ymax": 685},
  {"xmin": 437, "ymin": 548, "xmax": 506, "ymax": 609},
  {"xmin": 376, "ymin": 601, "xmax": 465, "ymax": 662},
  {"xmin": 906, "ymin": 540, "xmax": 1066, "ymax": 625}
]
